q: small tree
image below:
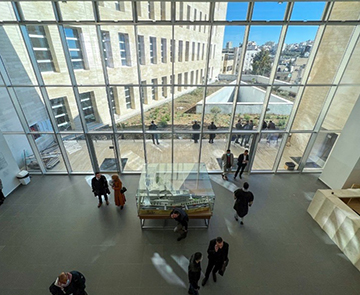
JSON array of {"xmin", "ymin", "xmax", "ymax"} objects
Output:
[
  {"xmin": 251, "ymin": 49, "xmax": 272, "ymax": 76},
  {"xmin": 210, "ymin": 106, "xmax": 221, "ymax": 123}
]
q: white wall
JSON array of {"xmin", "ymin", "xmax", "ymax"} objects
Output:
[{"xmin": 0, "ymin": 130, "xmax": 21, "ymax": 197}]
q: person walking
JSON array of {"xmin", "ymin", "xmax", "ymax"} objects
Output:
[
  {"xmin": 49, "ymin": 271, "xmax": 87, "ymax": 295},
  {"xmin": 221, "ymin": 149, "xmax": 234, "ymax": 181},
  {"xmin": 170, "ymin": 208, "xmax": 189, "ymax": 241},
  {"xmin": 202, "ymin": 237, "xmax": 229, "ymax": 286},
  {"xmin": 233, "ymin": 182, "xmax": 254, "ymax": 225},
  {"xmin": 267, "ymin": 120, "xmax": 276, "ymax": 143},
  {"xmin": 208, "ymin": 122, "xmax": 217, "ymax": 143},
  {"xmin": 111, "ymin": 174, "xmax": 126, "ymax": 209},
  {"xmin": 234, "ymin": 150, "xmax": 249, "ymax": 179},
  {"xmin": 91, "ymin": 172, "xmax": 110, "ymax": 208},
  {"xmin": 188, "ymin": 252, "xmax": 202, "ymax": 295},
  {"xmin": 149, "ymin": 120, "xmax": 160, "ymax": 144},
  {"xmin": 0, "ymin": 178, "xmax": 5, "ymax": 206},
  {"xmin": 192, "ymin": 121, "xmax": 200, "ymax": 143},
  {"xmin": 234, "ymin": 119, "xmax": 243, "ymax": 144}
]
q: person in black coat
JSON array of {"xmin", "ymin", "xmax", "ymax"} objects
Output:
[
  {"xmin": 91, "ymin": 172, "xmax": 110, "ymax": 208},
  {"xmin": 202, "ymin": 237, "xmax": 229, "ymax": 286},
  {"xmin": 188, "ymin": 252, "xmax": 202, "ymax": 295},
  {"xmin": 233, "ymin": 182, "xmax": 254, "ymax": 225},
  {"xmin": 208, "ymin": 122, "xmax": 217, "ymax": 143},
  {"xmin": 234, "ymin": 150, "xmax": 249, "ymax": 179},
  {"xmin": 49, "ymin": 271, "xmax": 87, "ymax": 295},
  {"xmin": 0, "ymin": 178, "xmax": 5, "ymax": 206},
  {"xmin": 192, "ymin": 121, "xmax": 200, "ymax": 143},
  {"xmin": 170, "ymin": 208, "xmax": 189, "ymax": 241}
]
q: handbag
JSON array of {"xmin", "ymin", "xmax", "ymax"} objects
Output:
[{"xmin": 120, "ymin": 187, "xmax": 127, "ymax": 193}]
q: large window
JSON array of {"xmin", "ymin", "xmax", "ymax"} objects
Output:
[
  {"xmin": 79, "ymin": 92, "xmax": 96, "ymax": 123},
  {"xmin": 161, "ymin": 38, "xmax": 167, "ymax": 63},
  {"xmin": 27, "ymin": 25, "xmax": 55, "ymax": 72},
  {"xmin": 119, "ymin": 33, "xmax": 131, "ymax": 66},
  {"xmin": 50, "ymin": 97, "xmax": 72, "ymax": 131},
  {"xmin": 150, "ymin": 36, "xmax": 157, "ymax": 64},
  {"xmin": 101, "ymin": 31, "xmax": 114, "ymax": 68},
  {"xmin": 124, "ymin": 86, "xmax": 133, "ymax": 109},
  {"xmin": 138, "ymin": 35, "xmax": 145, "ymax": 65},
  {"xmin": 64, "ymin": 27, "xmax": 85, "ymax": 70}
]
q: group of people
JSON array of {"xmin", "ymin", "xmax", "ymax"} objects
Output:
[
  {"xmin": 234, "ymin": 119, "xmax": 254, "ymax": 147},
  {"xmin": 192, "ymin": 121, "xmax": 218, "ymax": 144},
  {"xmin": 221, "ymin": 149, "xmax": 249, "ymax": 180},
  {"xmin": 91, "ymin": 172, "xmax": 126, "ymax": 209}
]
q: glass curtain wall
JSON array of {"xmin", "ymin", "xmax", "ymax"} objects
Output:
[{"xmin": 0, "ymin": 1, "xmax": 359, "ymax": 174}]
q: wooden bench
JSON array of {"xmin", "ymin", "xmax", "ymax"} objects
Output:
[{"xmin": 138, "ymin": 210, "xmax": 212, "ymax": 229}]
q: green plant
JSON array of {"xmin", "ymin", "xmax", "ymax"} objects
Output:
[{"xmin": 244, "ymin": 114, "xmax": 250, "ymax": 121}]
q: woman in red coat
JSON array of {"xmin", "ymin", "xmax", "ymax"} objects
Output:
[{"xmin": 111, "ymin": 174, "xmax": 126, "ymax": 209}]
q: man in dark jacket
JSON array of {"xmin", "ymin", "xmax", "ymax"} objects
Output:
[
  {"xmin": 192, "ymin": 121, "xmax": 200, "ymax": 143},
  {"xmin": 49, "ymin": 271, "xmax": 87, "ymax": 295},
  {"xmin": 149, "ymin": 120, "xmax": 160, "ymax": 144},
  {"xmin": 188, "ymin": 252, "xmax": 202, "ymax": 295},
  {"xmin": 202, "ymin": 237, "xmax": 229, "ymax": 286},
  {"xmin": 234, "ymin": 182, "xmax": 254, "ymax": 225},
  {"xmin": 91, "ymin": 172, "xmax": 110, "ymax": 208},
  {"xmin": 234, "ymin": 150, "xmax": 249, "ymax": 179},
  {"xmin": 170, "ymin": 208, "xmax": 189, "ymax": 241},
  {"xmin": 208, "ymin": 122, "xmax": 217, "ymax": 143}
]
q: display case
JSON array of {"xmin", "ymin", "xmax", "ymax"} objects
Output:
[{"xmin": 136, "ymin": 163, "xmax": 215, "ymax": 217}]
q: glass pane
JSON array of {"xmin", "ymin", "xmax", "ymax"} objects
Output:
[
  {"xmin": 292, "ymin": 86, "xmax": 330, "ymax": 131},
  {"xmin": 20, "ymin": 1, "xmax": 55, "ymax": 21},
  {"xmin": 322, "ymin": 86, "xmax": 360, "ymax": 131},
  {"xmin": 78, "ymin": 87, "xmax": 112, "ymax": 131},
  {"xmin": 243, "ymin": 26, "xmax": 282, "ymax": 80},
  {"xmin": 3, "ymin": 134, "xmax": 32, "ymax": 171},
  {"xmin": 0, "ymin": 26, "xmax": 37, "ymax": 85},
  {"xmin": 0, "ymin": 87, "xmax": 24, "ymax": 132},
  {"xmin": 98, "ymin": 1, "xmax": 133, "ymax": 21},
  {"xmin": 304, "ymin": 132, "xmax": 339, "ymax": 170},
  {"xmin": 175, "ymin": 2, "xmax": 210, "ymax": 21},
  {"xmin": 276, "ymin": 26, "xmax": 318, "ymax": 85},
  {"xmin": 341, "ymin": 36, "xmax": 360, "ymax": 85},
  {"xmin": 329, "ymin": 2, "xmax": 360, "ymax": 21},
  {"xmin": 59, "ymin": 1, "xmax": 95, "ymax": 21},
  {"xmin": 290, "ymin": 2, "xmax": 326, "ymax": 21},
  {"xmin": 62, "ymin": 134, "xmax": 93, "ymax": 172},
  {"xmin": 308, "ymin": 26, "xmax": 355, "ymax": 84},
  {"xmin": 278, "ymin": 133, "xmax": 311, "ymax": 171},
  {"xmin": 116, "ymin": 133, "xmax": 144, "ymax": 171},
  {"xmin": 252, "ymin": 133, "xmax": 283, "ymax": 171},
  {"xmin": 14, "ymin": 87, "xmax": 54, "ymax": 132},
  {"xmin": 145, "ymin": 127, "xmax": 171, "ymax": 164},
  {"xmin": 0, "ymin": 2, "xmax": 16, "ymax": 20},
  {"xmin": 91, "ymin": 134, "xmax": 117, "ymax": 172},
  {"xmin": 173, "ymin": 133, "xmax": 200, "ymax": 163},
  {"xmin": 252, "ymin": 2, "xmax": 286, "ymax": 21},
  {"xmin": 216, "ymin": 2, "xmax": 247, "ymax": 21},
  {"xmin": 200, "ymin": 133, "xmax": 229, "ymax": 172},
  {"xmin": 31, "ymin": 134, "xmax": 67, "ymax": 172}
]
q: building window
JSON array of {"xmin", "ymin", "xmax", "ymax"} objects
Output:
[
  {"xmin": 115, "ymin": 1, "xmax": 125, "ymax": 11},
  {"xmin": 64, "ymin": 27, "xmax": 85, "ymax": 70},
  {"xmin": 162, "ymin": 76, "xmax": 167, "ymax": 98},
  {"xmin": 201, "ymin": 69, "xmax": 204, "ymax": 83},
  {"xmin": 187, "ymin": 5, "xmax": 191, "ymax": 29},
  {"xmin": 199, "ymin": 11, "xmax": 202, "ymax": 32},
  {"xmin": 190, "ymin": 71, "xmax": 194, "ymax": 85},
  {"xmin": 161, "ymin": 2, "xmax": 166, "ymax": 20},
  {"xmin": 197, "ymin": 42, "xmax": 200, "ymax": 60},
  {"xmin": 109, "ymin": 87, "xmax": 119, "ymax": 115},
  {"xmin": 170, "ymin": 40, "xmax": 175, "ymax": 62},
  {"xmin": 124, "ymin": 86, "xmax": 133, "ymax": 109},
  {"xmin": 138, "ymin": 35, "xmax": 145, "ymax": 65},
  {"xmin": 136, "ymin": 2, "xmax": 142, "ymax": 16},
  {"xmin": 204, "ymin": 14, "xmax": 207, "ymax": 32},
  {"xmin": 161, "ymin": 38, "xmax": 167, "ymax": 63},
  {"xmin": 202, "ymin": 43, "xmax": 205, "ymax": 60},
  {"xmin": 180, "ymin": 2, "xmax": 184, "ymax": 21},
  {"xmin": 29, "ymin": 124, "xmax": 41, "ymax": 139},
  {"xmin": 140, "ymin": 81, "xmax": 147, "ymax": 104},
  {"xmin": 79, "ymin": 92, "xmax": 96, "ymax": 123},
  {"xmin": 101, "ymin": 31, "xmax": 114, "ymax": 68},
  {"xmin": 192, "ymin": 42, "xmax": 195, "ymax": 61},
  {"xmin": 151, "ymin": 79, "xmax": 158, "ymax": 100},
  {"xmin": 50, "ymin": 97, "xmax": 72, "ymax": 131},
  {"xmin": 27, "ymin": 25, "xmax": 55, "ymax": 72},
  {"xmin": 185, "ymin": 41, "xmax": 189, "ymax": 62},
  {"xmin": 196, "ymin": 70, "xmax": 199, "ymax": 84},
  {"xmin": 178, "ymin": 40, "xmax": 183, "ymax": 62},
  {"xmin": 150, "ymin": 37, "xmax": 157, "ymax": 64},
  {"xmin": 148, "ymin": 1, "xmax": 154, "ymax": 19},
  {"xmin": 170, "ymin": 75, "xmax": 174, "ymax": 94},
  {"xmin": 119, "ymin": 33, "xmax": 131, "ymax": 66},
  {"xmin": 184, "ymin": 72, "xmax": 188, "ymax": 89},
  {"xmin": 178, "ymin": 73, "xmax": 182, "ymax": 91},
  {"xmin": 213, "ymin": 44, "xmax": 216, "ymax": 59},
  {"xmin": 194, "ymin": 9, "xmax": 197, "ymax": 31}
]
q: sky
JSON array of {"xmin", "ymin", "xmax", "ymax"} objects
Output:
[{"xmin": 222, "ymin": 1, "xmax": 326, "ymax": 47}]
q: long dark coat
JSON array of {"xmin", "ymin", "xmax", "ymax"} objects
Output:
[{"xmin": 233, "ymin": 188, "xmax": 254, "ymax": 218}]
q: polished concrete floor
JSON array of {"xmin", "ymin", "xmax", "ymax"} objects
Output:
[{"xmin": 1, "ymin": 173, "xmax": 360, "ymax": 295}]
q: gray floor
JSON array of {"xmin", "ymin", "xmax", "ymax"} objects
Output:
[{"xmin": 1, "ymin": 173, "xmax": 360, "ymax": 295}]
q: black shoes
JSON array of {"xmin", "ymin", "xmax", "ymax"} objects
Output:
[
  {"xmin": 213, "ymin": 272, "xmax": 217, "ymax": 282},
  {"xmin": 120, "ymin": 206, "xmax": 124, "ymax": 210},
  {"xmin": 240, "ymin": 221, "xmax": 244, "ymax": 225},
  {"xmin": 201, "ymin": 278, "xmax": 207, "ymax": 286},
  {"xmin": 235, "ymin": 216, "xmax": 239, "ymax": 221}
]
